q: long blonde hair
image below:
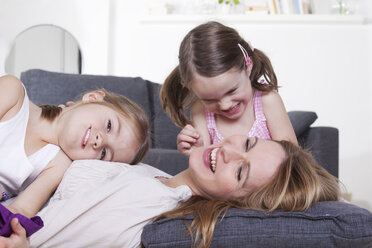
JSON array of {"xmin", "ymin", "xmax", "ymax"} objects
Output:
[
  {"xmin": 155, "ymin": 140, "xmax": 340, "ymax": 247},
  {"xmin": 40, "ymin": 89, "xmax": 150, "ymax": 164}
]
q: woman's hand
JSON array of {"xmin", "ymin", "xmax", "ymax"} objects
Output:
[
  {"xmin": 177, "ymin": 124, "xmax": 203, "ymax": 156},
  {"xmin": 0, "ymin": 218, "xmax": 29, "ymax": 248}
]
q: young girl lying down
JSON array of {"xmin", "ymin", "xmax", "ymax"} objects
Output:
[{"xmin": 0, "ymin": 75, "xmax": 150, "ymax": 237}]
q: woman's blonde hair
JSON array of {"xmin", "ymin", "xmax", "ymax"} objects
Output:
[
  {"xmin": 40, "ymin": 89, "xmax": 150, "ymax": 164},
  {"xmin": 155, "ymin": 140, "xmax": 340, "ymax": 247}
]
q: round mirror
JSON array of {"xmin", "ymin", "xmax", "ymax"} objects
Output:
[{"xmin": 5, "ymin": 24, "xmax": 82, "ymax": 77}]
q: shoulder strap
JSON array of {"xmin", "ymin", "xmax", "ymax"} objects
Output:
[
  {"xmin": 253, "ymin": 90, "xmax": 266, "ymax": 121},
  {"xmin": 205, "ymin": 108, "xmax": 217, "ymax": 129}
]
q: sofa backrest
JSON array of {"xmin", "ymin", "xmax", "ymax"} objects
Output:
[{"xmin": 150, "ymin": 83, "xmax": 182, "ymax": 149}]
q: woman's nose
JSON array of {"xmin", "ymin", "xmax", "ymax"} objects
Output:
[{"xmin": 221, "ymin": 145, "xmax": 243, "ymax": 164}]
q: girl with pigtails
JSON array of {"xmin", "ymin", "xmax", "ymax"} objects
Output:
[{"xmin": 160, "ymin": 21, "xmax": 297, "ymax": 156}]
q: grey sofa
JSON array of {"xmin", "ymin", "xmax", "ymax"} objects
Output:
[{"xmin": 20, "ymin": 69, "xmax": 372, "ymax": 248}]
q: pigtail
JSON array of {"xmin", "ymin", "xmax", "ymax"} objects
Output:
[
  {"xmin": 40, "ymin": 105, "xmax": 62, "ymax": 121},
  {"xmin": 250, "ymin": 48, "xmax": 278, "ymax": 92},
  {"xmin": 160, "ymin": 66, "xmax": 192, "ymax": 127}
]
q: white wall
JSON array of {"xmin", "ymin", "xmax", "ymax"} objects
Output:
[
  {"xmin": 359, "ymin": 0, "xmax": 372, "ymax": 22},
  {"xmin": 0, "ymin": 0, "xmax": 110, "ymax": 75},
  {"xmin": 0, "ymin": 0, "xmax": 371, "ymax": 211}
]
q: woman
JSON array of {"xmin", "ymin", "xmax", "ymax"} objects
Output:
[{"xmin": 0, "ymin": 135, "xmax": 339, "ymax": 248}]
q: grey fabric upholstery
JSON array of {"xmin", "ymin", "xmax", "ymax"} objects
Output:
[
  {"xmin": 22, "ymin": 69, "xmax": 153, "ymax": 118},
  {"xmin": 144, "ymin": 149, "xmax": 188, "ymax": 176},
  {"xmin": 150, "ymin": 83, "xmax": 182, "ymax": 150},
  {"xmin": 19, "ymin": 69, "xmax": 372, "ymax": 248},
  {"xmin": 301, "ymin": 126, "xmax": 339, "ymax": 178},
  {"xmin": 142, "ymin": 201, "xmax": 372, "ymax": 248},
  {"xmin": 287, "ymin": 110, "xmax": 318, "ymax": 137}
]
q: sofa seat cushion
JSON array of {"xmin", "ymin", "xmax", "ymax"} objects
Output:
[{"xmin": 141, "ymin": 201, "xmax": 372, "ymax": 248}]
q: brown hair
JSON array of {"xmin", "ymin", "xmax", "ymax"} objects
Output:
[
  {"xmin": 160, "ymin": 21, "xmax": 278, "ymax": 127},
  {"xmin": 40, "ymin": 105, "xmax": 63, "ymax": 121},
  {"xmin": 155, "ymin": 140, "xmax": 340, "ymax": 247},
  {"xmin": 40, "ymin": 89, "xmax": 150, "ymax": 164}
]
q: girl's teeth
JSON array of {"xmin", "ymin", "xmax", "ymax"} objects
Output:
[{"xmin": 227, "ymin": 103, "xmax": 238, "ymax": 112}]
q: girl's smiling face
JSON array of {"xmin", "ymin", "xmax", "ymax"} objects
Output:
[
  {"xmin": 190, "ymin": 67, "xmax": 253, "ymax": 120},
  {"xmin": 57, "ymin": 102, "xmax": 140, "ymax": 163},
  {"xmin": 188, "ymin": 135, "xmax": 286, "ymax": 200}
]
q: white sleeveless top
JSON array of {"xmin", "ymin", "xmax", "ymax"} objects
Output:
[{"xmin": 0, "ymin": 87, "xmax": 60, "ymax": 197}]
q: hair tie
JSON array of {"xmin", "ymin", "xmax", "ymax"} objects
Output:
[{"xmin": 237, "ymin": 43, "xmax": 252, "ymax": 67}]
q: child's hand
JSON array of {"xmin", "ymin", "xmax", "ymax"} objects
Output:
[
  {"xmin": 0, "ymin": 218, "xmax": 29, "ymax": 248},
  {"xmin": 177, "ymin": 124, "xmax": 203, "ymax": 156}
]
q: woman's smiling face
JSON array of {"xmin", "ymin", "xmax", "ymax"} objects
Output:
[{"xmin": 188, "ymin": 135, "xmax": 286, "ymax": 200}]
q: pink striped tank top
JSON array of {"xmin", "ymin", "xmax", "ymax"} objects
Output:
[{"xmin": 205, "ymin": 90, "xmax": 271, "ymax": 144}]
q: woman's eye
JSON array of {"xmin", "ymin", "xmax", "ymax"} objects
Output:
[
  {"xmin": 107, "ymin": 120, "xmax": 111, "ymax": 132},
  {"xmin": 100, "ymin": 147, "xmax": 106, "ymax": 160},
  {"xmin": 245, "ymin": 138, "xmax": 250, "ymax": 152},
  {"xmin": 203, "ymin": 99, "xmax": 216, "ymax": 104},
  {"xmin": 237, "ymin": 166, "xmax": 242, "ymax": 181}
]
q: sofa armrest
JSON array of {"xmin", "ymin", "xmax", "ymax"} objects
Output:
[
  {"xmin": 288, "ymin": 111, "xmax": 318, "ymax": 137},
  {"xmin": 299, "ymin": 126, "xmax": 339, "ymax": 178}
]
